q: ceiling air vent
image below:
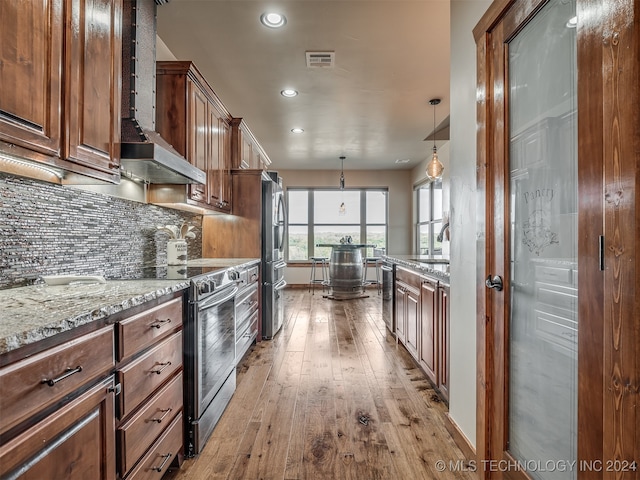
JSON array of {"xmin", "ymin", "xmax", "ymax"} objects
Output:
[{"xmin": 306, "ymin": 51, "xmax": 335, "ymax": 68}]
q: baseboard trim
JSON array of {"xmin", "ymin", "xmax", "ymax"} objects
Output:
[{"xmin": 444, "ymin": 413, "xmax": 476, "ymax": 461}]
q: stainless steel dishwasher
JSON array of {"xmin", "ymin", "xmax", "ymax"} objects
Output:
[{"xmin": 381, "ymin": 262, "xmax": 395, "ymax": 335}]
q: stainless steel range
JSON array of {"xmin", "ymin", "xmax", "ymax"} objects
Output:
[{"xmin": 183, "ymin": 265, "xmax": 240, "ymax": 457}]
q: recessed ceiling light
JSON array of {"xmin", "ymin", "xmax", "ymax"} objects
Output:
[
  {"xmin": 566, "ymin": 16, "xmax": 577, "ymax": 28},
  {"xmin": 290, "ymin": 128, "xmax": 304, "ymax": 134},
  {"xmin": 281, "ymin": 89, "xmax": 298, "ymax": 98},
  {"xmin": 260, "ymin": 12, "xmax": 286, "ymax": 28}
]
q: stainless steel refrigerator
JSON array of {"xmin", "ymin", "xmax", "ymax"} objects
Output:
[{"xmin": 262, "ymin": 171, "xmax": 287, "ymax": 339}]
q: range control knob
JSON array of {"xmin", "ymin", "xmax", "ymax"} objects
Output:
[
  {"xmin": 227, "ymin": 268, "xmax": 239, "ymax": 281},
  {"xmin": 196, "ymin": 280, "xmax": 211, "ymax": 295}
]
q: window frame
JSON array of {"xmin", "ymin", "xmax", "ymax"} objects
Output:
[
  {"xmin": 286, "ymin": 187, "xmax": 389, "ymax": 262},
  {"xmin": 415, "ymin": 180, "xmax": 443, "ymax": 255}
]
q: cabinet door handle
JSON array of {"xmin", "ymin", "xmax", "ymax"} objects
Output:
[
  {"xmin": 151, "ymin": 453, "xmax": 172, "ymax": 472},
  {"xmin": 149, "ymin": 361, "xmax": 172, "ymax": 375},
  {"xmin": 41, "ymin": 366, "xmax": 83, "ymax": 387},
  {"xmin": 147, "ymin": 407, "xmax": 173, "ymax": 423},
  {"xmin": 149, "ymin": 318, "xmax": 172, "ymax": 329},
  {"xmin": 485, "ymin": 275, "xmax": 503, "ymax": 291}
]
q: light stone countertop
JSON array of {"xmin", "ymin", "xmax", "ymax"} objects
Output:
[
  {"xmin": 382, "ymin": 255, "xmax": 451, "ymax": 283},
  {"xmin": 0, "ymin": 279, "xmax": 189, "ymax": 355}
]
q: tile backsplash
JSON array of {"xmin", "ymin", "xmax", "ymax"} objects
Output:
[{"xmin": 0, "ymin": 174, "xmax": 202, "ymax": 289}]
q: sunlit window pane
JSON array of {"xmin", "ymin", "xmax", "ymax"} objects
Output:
[
  {"xmin": 288, "ymin": 190, "xmax": 308, "ymax": 223},
  {"xmin": 366, "ymin": 191, "xmax": 387, "ymax": 223},
  {"xmin": 314, "ymin": 226, "xmax": 360, "ymax": 258},
  {"xmin": 287, "ymin": 225, "xmax": 308, "ymax": 260},
  {"xmin": 418, "ymin": 187, "xmax": 430, "ymax": 222},
  {"xmin": 432, "ymin": 221, "xmax": 443, "ymax": 254},
  {"xmin": 286, "ymin": 188, "xmax": 388, "ymax": 262},
  {"xmin": 433, "ymin": 181, "xmax": 443, "ymax": 221},
  {"xmin": 314, "ymin": 190, "xmax": 360, "ymax": 224},
  {"xmin": 419, "ymin": 224, "xmax": 430, "ymax": 255},
  {"xmin": 366, "ymin": 226, "xmax": 386, "ymax": 257}
]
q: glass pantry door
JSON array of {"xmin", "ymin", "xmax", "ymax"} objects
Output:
[{"xmin": 507, "ymin": 0, "xmax": 578, "ymax": 478}]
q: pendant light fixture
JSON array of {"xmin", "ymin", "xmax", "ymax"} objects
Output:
[
  {"xmin": 339, "ymin": 156, "xmax": 346, "ymax": 215},
  {"xmin": 426, "ymin": 98, "xmax": 444, "ymax": 181}
]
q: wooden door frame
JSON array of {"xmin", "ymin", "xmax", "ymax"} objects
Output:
[{"xmin": 473, "ymin": 0, "xmax": 639, "ymax": 479}]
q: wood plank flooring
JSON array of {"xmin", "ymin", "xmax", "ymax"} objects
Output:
[{"xmin": 166, "ymin": 288, "xmax": 475, "ymax": 480}]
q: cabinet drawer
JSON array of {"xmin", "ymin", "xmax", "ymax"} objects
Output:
[
  {"xmin": 118, "ymin": 372, "xmax": 183, "ymax": 476},
  {"xmin": 0, "ymin": 326, "xmax": 114, "ymax": 435},
  {"xmin": 236, "ymin": 309, "xmax": 258, "ymax": 364},
  {"xmin": 0, "ymin": 376, "xmax": 116, "ymax": 480},
  {"xmin": 125, "ymin": 412, "xmax": 183, "ymax": 480},
  {"xmin": 396, "ymin": 266, "xmax": 421, "ymax": 290},
  {"xmin": 118, "ymin": 332, "xmax": 183, "ymax": 418},
  {"xmin": 235, "ymin": 283, "xmax": 259, "ymax": 328},
  {"xmin": 117, "ymin": 297, "xmax": 183, "ymax": 361}
]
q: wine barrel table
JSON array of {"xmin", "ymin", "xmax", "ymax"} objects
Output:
[{"xmin": 316, "ymin": 244, "xmax": 376, "ymax": 299}]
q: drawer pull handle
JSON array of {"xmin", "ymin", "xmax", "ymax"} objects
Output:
[
  {"xmin": 42, "ymin": 366, "xmax": 83, "ymax": 387},
  {"xmin": 148, "ymin": 407, "xmax": 173, "ymax": 423},
  {"xmin": 150, "ymin": 319, "xmax": 172, "ymax": 329},
  {"xmin": 151, "ymin": 453, "xmax": 172, "ymax": 472},
  {"xmin": 150, "ymin": 361, "xmax": 172, "ymax": 375}
]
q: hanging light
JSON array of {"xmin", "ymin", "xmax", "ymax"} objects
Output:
[
  {"xmin": 339, "ymin": 156, "xmax": 346, "ymax": 215},
  {"xmin": 426, "ymin": 98, "xmax": 444, "ymax": 181}
]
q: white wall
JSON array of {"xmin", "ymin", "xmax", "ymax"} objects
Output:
[
  {"xmin": 278, "ymin": 169, "xmax": 412, "ymax": 285},
  {"xmin": 447, "ymin": 0, "xmax": 492, "ymax": 450}
]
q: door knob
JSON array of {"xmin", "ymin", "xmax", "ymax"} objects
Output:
[{"xmin": 485, "ymin": 275, "xmax": 503, "ymax": 291}]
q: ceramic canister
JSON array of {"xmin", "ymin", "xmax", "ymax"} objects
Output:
[{"xmin": 167, "ymin": 239, "xmax": 188, "ymax": 265}]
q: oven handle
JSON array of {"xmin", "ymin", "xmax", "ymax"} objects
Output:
[
  {"xmin": 198, "ymin": 285, "xmax": 239, "ymax": 311},
  {"xmin": 275, "ymin": 280, "xmax": 288, "ymax": 291},
  {"xmin": 274, "ymin": 261, "xmax": 287, "ymax": 270},
  {"xmin": 381, "ymin": 265, "xmax": 393, "ymax": 272}
]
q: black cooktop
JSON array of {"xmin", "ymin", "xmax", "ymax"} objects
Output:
[{"xmin": 138, "ymin": 265, "xmax": 228, "ymax": 281}]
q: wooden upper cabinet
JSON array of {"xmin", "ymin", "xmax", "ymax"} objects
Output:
[
  {"xmin": 156, "ymin": 61, "xmax": 232, "ymax": 213},
  {"xmin": 0, "ymin": 0, "xmax": 63, "ymax": 157},
  {"xmin": 65, "ymin": 0, "xmax": 122, "ymax": 176},
  {"xmin": 188, "ymin": 80, "xmax": 209, "ymax": 203},
  {"xmin": 0, "ymin": 0, "xmax": 121, "ymax": 183},
  {"xmin": 230, "ymin": 118, "xmax": 272, "ymax": 170}
]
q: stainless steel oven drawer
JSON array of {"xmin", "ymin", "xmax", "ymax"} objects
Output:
[
  {"xmin": 236, "ymin": 309, "xmax": 258, "ymax": 363},
  {"xmin": 235, "ymin": 283, "xmax": 259, "ymax": 328}
]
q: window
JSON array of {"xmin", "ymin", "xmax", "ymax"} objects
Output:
[
  {"xmin": 416, "ymin": 181, "xmax": 443, "ymax": 255},
  {"xmin": 286, "ymin": 188, "xmax": 388, "ymax": 261}
]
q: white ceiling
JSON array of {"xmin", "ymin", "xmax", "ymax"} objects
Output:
[{"xmin": 156, "ymin": 0, "xmax": 451, "ymax": 171}]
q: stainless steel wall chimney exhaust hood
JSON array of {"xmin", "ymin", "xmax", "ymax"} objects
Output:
[{"xmin": 120, "ymin": 0, "xmax": 205, "ymax": 185}]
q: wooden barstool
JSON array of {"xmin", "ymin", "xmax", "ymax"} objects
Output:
[
  {"xmin": 309, "ymin": 257, "xmax": 329, "ymax": 294},
  {"xmin": 362, "ymin": 257, "xmax": 382, "ymax": 294}
]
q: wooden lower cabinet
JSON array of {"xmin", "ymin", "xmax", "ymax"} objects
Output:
[
  {"xmin": 437, "ymin": 284, "xmax": 450, "ymax": 402},
  {"xmin": 0, "ymin": 376, "xmax": 116, "ymax": 479},
  {"xmin": 124, "ymin": 413, "xmax": 183, "ymax": 480},
  {"xmin": 419, "ymin": 278, "xmax": 438, "ymax": 386},
  {"xmin": 395, "ymin": 267, "xmax": 420, "ymax": 357},
  {"xmin": 0, "ymin": 325, "xmax": 115, "ymax": 436},
  {"xmin": 394, "ymin": 266, "xmax": 450, "ymax": 403},
  {"xmin": 116, "ymin": 296, "xmax": 184, "ymax": 479}
]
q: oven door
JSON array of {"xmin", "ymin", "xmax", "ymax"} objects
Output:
[{"xmin": 194, "ymin": 285, "xmax": 237, "ymax": 419}]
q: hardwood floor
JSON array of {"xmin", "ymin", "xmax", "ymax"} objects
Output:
[{"xmin": 166, "ymin": 288, "xmax": 475, "ymax": 479}]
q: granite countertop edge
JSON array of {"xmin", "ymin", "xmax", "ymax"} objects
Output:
[
  {"xmin": 382, "ymin": 255, "xmax": 451, "ymax": 282},
  {"xmin": 0, "ymin": 280, "xmax": 190, "ymax": 355}
]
